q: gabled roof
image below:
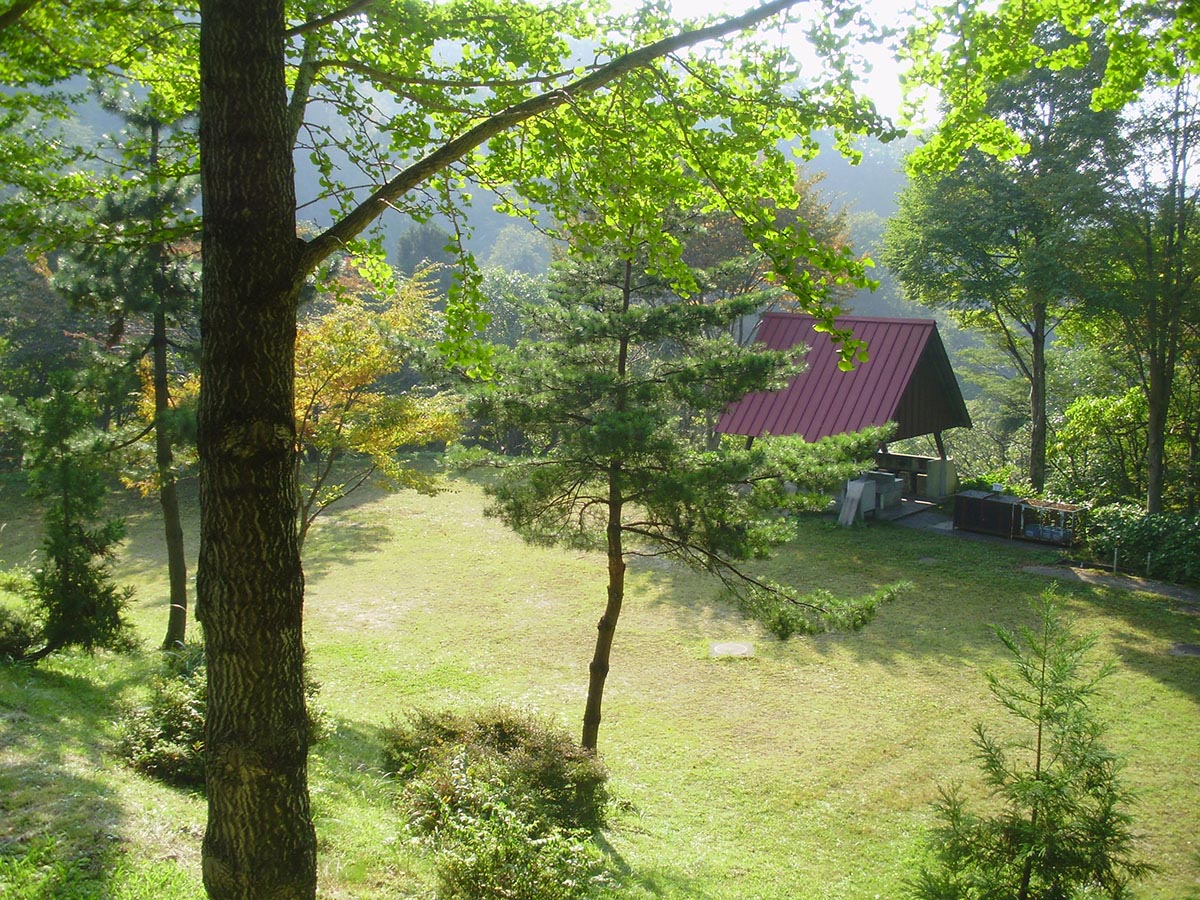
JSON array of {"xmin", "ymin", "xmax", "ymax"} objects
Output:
[{"xmin": 716, "ymin": 313, "xmax": 972, "ymax": 442}]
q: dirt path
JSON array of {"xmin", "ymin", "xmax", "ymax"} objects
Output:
[{"xmin": 1022, "ymin": 564, "xmax": 1200, "ymax": 607}]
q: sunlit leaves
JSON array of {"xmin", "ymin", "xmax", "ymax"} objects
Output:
[
  {"xmin": 904, "ymin": 0, "xmax": 1199, "ymax": 171},
  {"xmin": 294, "ymin": 267, "xmax": 462, "ymax": 544}
]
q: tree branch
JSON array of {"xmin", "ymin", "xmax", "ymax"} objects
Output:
[
  {"xmin": 321, "ymin": 56, "xmax": 587, "ymax": 93},
  {"xmin": 285, "ymin": 0, "xmax": 377, "ymax": 39},
  {"xmin": 298, "ymin": 0, "xmax": 806, "ymax": 274},
  {"xmin": 620, "ymin": 522, "xmax": 828, "ymax": 612},
  {"xmin": 0, "ymin": 0, "xmax": 41, "ymax": 32}
]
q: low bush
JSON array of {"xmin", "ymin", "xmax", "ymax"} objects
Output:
[
  {"xmin": 430, "ymin": 760, "xmax": 612, "ymax": 900},
  {"xmin": 0, "ymin": 603, "xmax": 39, "ymax": 661},
  {"xmin": 0, "ymin": 568, "xmax": 39, "ymax": 661},
  {"xmin": 383, "ymin": 706, "xmax": 614, "ymax": 900},
  {"xmin": 383, "ymin": 705, "xmax": 608, "ymax": 832},
  {"xmin": 117, "ymin": 643, "xmax": 208, "ymax": 787},
  {"xmin": 117, "ymin": 642, "xmax": 333, "ymax": 788},
  {"xmin": 0, "ymin": 565, "xmax": 34, "ymax": 595},
  {"xmin": 1086, "ymin": 504, "xmax": 1200, "ymax": 585}
]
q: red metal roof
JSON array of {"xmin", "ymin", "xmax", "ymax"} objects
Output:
[{"xmin": 716, "ymin": 313, "xmax": 972, "ymax": 441}]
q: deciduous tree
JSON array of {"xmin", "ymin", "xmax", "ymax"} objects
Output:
[
  {"xmin": 294, "ymin": 273, "xmax": 460, "ymax": 548},
  {"xmin": 1082, "ymin": 77, "xmax": 1200, "ymax": 513},
  {"xmin": 193, "ymin": 2, "xmax": 891, "ymax": 894},
  {"xmin": 884, "ymin": 28, "xmax": 1122, "ymax": 491},
  {"xmin": 5, "ymin": 1, "xmax": 894, "ymax": 895}
]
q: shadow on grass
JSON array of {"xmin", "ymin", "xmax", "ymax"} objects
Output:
[
  {"xmin": 594, "ymin": 830, "xmax": 722, "ymax": 900},
  {"xmin": 1076, "ymin": 585, "xmax": 1200, "ymax": 705},
  {"xmin": 632, "ymin": 513, "xmax": 1200, "ymax": 693},
  {"xmin": 0, "ymin": 654, "xmax": 149, "ymax": 897}
]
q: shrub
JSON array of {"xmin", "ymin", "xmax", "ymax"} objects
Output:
[
  {"xmin": 118, "ymin": 642, "xmax": 332, "ymax": 788},
  {"xmin": 383, "ymin": 706, "xmax": 609, "ymax": 832},
  {"xmin": 384, "ymin": 706, "xmax": 614, "ymax": 900},
  {"xmin": 957, "ymin": 466, "xmax": 1028, "ymax": 495},
  {"xmin": 0, "ymin": 565, "xmax": 33, "ymax": 595},
  {"xmin": 429, "ymin": 759, "xmax": 612, "ymax": 900},
  {"xmin": 117, "ymin": 643, "xmax": 208, "ymax": 787},
  {"xmin": 1086, "ymin": 504, "xmax": 1200, "ymax": 585},
  {"xmin": 0, "ymin": 603, "xmax": 39, "ymax": 661}
]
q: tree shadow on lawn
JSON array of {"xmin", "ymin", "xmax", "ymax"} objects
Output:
[
  {"xmin": 632, "ymin": 515, "xmax": 1200, "ymax": 690},
  {"xmin": 0, "ymin": 658, "xmax": 145, "ymax": 896},
  {"xmin": 591, "ymin": 829, "xmax": 723, "ymax": 900},
  {"xmin": 1068, "ymin": 584, "xmax": 1200, "ymax": 706},
  {"xmin": 111, "ymin": 476, "xmax": 400, "ymax": 589}
]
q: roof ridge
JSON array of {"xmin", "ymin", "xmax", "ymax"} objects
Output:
[{"xmin": 762, "ymin": 311, "xmax": 937, "ymax": 327}]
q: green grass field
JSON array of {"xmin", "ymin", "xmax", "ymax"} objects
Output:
[{"xmin": 1, "ymin": 471, "xmax": 1198, "ymax": 898}]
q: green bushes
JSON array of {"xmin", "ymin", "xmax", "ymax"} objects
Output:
[
  {"xmin": 0, "ymin": 601, "xmax": 38, "ymax": 661},
  {"xmin": 382, "ymin": 706, "xmax": 614, "ymax": 900},
  {"xmin": 117, "ymin": 642, "xmax": 208, "ymax": 787},
  {"xmin": 117, "ymin": 643, "xmax": 332, "ymax": 788},
  {"xmin": 0, "ymin": 568, "xmax": 38, "ymax": 661},
  {"xmin": 1085, "ymin": 504, "xmax": 1200, "ymax": 585}
]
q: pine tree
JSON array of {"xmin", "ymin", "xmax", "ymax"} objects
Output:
[
  {"xmin": 911, "ymin": 589, "xmax": 1150, "ymax": 900},
  {"xmin": 478, "ymin": 243, "xmax": 889, "ymax": 751},
  {"xmin": 21, "ymin": 373, "xmax": 134, "ymax": 661}
]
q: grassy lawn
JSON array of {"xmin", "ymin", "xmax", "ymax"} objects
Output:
[{"xmin": 1, "ymin": 470, "xmax": 1198, "ymax": 898}]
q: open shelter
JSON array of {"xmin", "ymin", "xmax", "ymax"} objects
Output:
[{"xmin": 717, "ymin": 313, "xmax": 972, "ymax": 505}]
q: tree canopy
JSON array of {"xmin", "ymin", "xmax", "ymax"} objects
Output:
[{"xmin": 903, "ymin": 0, "xmax": 1199, "ymax": 170}]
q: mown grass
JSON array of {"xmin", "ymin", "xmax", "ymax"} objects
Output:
[{"xmin": 1, "ymin": 469, "xmax": 1198, "ymax": 898}]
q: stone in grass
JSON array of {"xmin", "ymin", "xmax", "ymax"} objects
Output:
[
  {"xmin": 710, "ymin": 641, "xmax": 754, "ymax": 658},
  {"xmin": 1170, "ymin": 643, "xmax": 1200, "ymax": 658}
]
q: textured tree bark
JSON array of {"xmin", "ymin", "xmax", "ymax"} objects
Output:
[
  {"xmin": 197, "ymin": 1, "xmax": 315, "ymax": 897},
  {"xmin": 1146, "ymin": 360, "xmax": 1170, "ymax": 515}
]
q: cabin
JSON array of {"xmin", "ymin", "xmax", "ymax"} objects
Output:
[{"xmin": 716, "ymin": 313, "xmax": 972, "ymax": 514}]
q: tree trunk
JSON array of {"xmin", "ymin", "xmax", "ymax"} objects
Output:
[
  {"xmin": 1145, "ymin": 360, "xmax": 1170, "ymax": 514},
  {"xmin": 581, "ymin": 261, "xmax": 632, "ymax": 753},
  {"xmin": 581, "ymin": 467, "xmax": 624, "ymax": 753},
  {"xmin": 1028, "ymin": 301, "xmax": 1047, "ymax": 493},
  {"xmin": 154, "ymin": 304, "xmax": 190, "ymax": 650},
  {"xmin": 197, "ymin": 2, "xmax": 315, "ymax": 898}
]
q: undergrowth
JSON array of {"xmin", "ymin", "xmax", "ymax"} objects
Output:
[
  {"xmin": 117, "ymin": 642, "xmax": 333, "ymax": 788},
  {"xmin": 382, "ymin": 706, "xmax": 615, "ymax": 900}
]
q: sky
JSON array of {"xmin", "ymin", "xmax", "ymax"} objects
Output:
[{"xmin": 611, "ymin": 0, "xmax": 922, "ymax": 122}]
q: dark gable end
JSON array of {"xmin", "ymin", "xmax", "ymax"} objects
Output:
[{"xmin": 717, "ymin": 313, "xmax": 972, "ymax": 441}]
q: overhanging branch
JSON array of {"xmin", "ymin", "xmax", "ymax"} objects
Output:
[
  {"xmin": 0, "ymin": 0, "xmax": 40, "ymax": 32},
  {"xmin": 298, "ymin": 0, "xmax": 806, "ymax": 274}
]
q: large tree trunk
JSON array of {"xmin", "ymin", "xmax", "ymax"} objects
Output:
[
  {"xmin": 197, "ymin": 2, "xmax": 315, "ymax": 898},
  {"xmin": 154, "ymin": 304, "xmax": 190, "ymax": 650}
]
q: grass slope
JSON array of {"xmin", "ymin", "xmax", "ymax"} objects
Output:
[{"xmin": 1, "ymin": 471, "xmax": 1198, "ymax": 898}]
